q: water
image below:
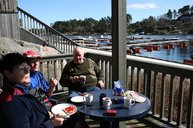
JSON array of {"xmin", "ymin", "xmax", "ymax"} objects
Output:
[
  {"xmin": 72, "ymin": 34, "xmax": 193, "ymax": 64},
  {"xmin": 136, "ymin": 45, "xmax": 193, "ymax": 63},
  {"xmin": 128, "ymin": 34, "xmax": 193, "ymax": 63}
]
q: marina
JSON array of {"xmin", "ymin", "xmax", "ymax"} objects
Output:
[
  {"xmin": 67, "ymin": 34, "xmax": 193, "ymax": 64},
  {"xmin": 1, "ymin": 1, "xmax": 193, "ymax": 127}
]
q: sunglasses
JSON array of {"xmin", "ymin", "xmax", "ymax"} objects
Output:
[{"xmin": 14, "ymin": 65, "xmax": 31, "ymax": 72}]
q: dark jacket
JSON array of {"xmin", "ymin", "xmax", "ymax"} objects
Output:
[
  {"xmin": 59, "ymin": 58, "xmax": 104, "ymax": 92},
  {"xmin": 0, "ymin": 83, "xmax": 54, "ymax": 128}
]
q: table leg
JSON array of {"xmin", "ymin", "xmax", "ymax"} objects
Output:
[
  {"xmin": 99, "ymin": 121, "xmax": 110, "ymax": 128},
  {"xmin": 111, "ymin": 121, "xmax": 126, "ymax": 128},
  {"xmin": 112, "ymin": 121, "xmax": 119, "ymax": 128}
]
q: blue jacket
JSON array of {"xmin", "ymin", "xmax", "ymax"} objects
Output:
[
  {"xmin": 0, "ymin": 83, "xmax": 54, "ymax": 128},
  {"xmin": 30, "ymin": 71, "xmax": 49, "ymax": 92}
]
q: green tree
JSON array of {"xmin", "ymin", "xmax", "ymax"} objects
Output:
[
  {"xmin": 52, "ymin": 21, "xmax": 65, "ymax": 33},
  {"xmin": 166, "ymin": 9, "xmax": 173, "ymax": 19},
  {"xmin": 191, "ymin": 5, "xmax": 193, "ymax": 14},
  {"xmin": 173, "ymin": 9, "xmax": 178, "ymax": 19},
  {"xmin": 82, "ymin": 18, "xmax": 97, "ymax": 34},
  {"xmin": 178, "ymin": 5, "xmax": 190, "ymax": 15},
  {"xmin": 126, "ymin": 14, "xmax": 132, "ymax": 25}
]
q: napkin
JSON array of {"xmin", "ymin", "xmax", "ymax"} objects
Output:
[
  {"xmin": 124, "ymin": 91, "xmax": 146, "ymax": 103},
  {"xmin": 104, "ymin": 109, "xmax": 117, "ymax": 116}
]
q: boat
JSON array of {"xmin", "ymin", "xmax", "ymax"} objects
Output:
[
  {"xmin": 127, "ymin": 47, "xmax": 141, "ymax": 54},
  {"xmin": 141, "ymin": 45, "xmax": 160, "ymax": 51},
  {"xmin": 163, "ymin": 44, "xmax": 174, "ymax": 49},
  {"xmin": 183, "ymin": 59, "xmax": 193, "ymax": 65},
  {"xmin": 177, "ymin": 43, "xmax": 187, "ymax": 48},
  {"xmin": 146, "ymin": 47, "xmax": 153, "ymax": 52}
]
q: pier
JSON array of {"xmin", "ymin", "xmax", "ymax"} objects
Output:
[
  {"xmin": 90, "ymin": 39, "xmax": 189, "ymax": 51},
  {"xmin": 127, "ymin": 39, "xmax": 189, "ymax": 47}
]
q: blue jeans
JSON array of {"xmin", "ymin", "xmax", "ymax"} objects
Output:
[{"xmin": 67, "ymin": 86, "xmax": 100, "ymax": 102}]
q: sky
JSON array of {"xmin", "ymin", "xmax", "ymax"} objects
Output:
[{"xmin": 17, "ymin": 0, "xmax": 192, "ymax": 26}]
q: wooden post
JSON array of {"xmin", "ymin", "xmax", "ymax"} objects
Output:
[
  {"xmin": 111, "ymin": 0, "xmax": 127, "ymax": 89},
  {"xmin": 0, "ymin": 0, "xmax": 20, "ymax": 39}
]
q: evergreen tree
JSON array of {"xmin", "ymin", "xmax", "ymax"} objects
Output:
[{"xmin": 166, "ymin": 9, "xmax": 173, "ymax": 19}]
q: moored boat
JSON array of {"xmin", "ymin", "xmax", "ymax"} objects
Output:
[
  {"xmin": 183, "ymin": 59, "xmax": 193, "ymax": 65},
  {"xmin": 141, "ymin": 45, "xmax": 160, "ymax": 51},
  {"xmin": 163, "ymin": 44, "xmax": 174, "ymax": 49},
  {"xmin": 177, "ymin": 43, "xmax": 187, "ymax": 48}
]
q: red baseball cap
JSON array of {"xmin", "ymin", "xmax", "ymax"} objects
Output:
[{"xmin": 23, "ymin": 50, "xmax": 41, "ymax": 59}]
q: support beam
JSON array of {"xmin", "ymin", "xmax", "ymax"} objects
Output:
[{"xmin": 111, "ymin": 0, "xmax": 127, "ymax": 89}]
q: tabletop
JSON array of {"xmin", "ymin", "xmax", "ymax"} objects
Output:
[{"xmin": 77, "ymin": 89, "xmax": 151, "ymax": 122}]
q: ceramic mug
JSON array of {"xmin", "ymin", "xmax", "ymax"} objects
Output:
[
  {"xmin": 123, "ymin": 97, "xmax": 135, "ymax": 109},
  {"xmin": 80, "ymin": 75, "xmax": 86, "ymax": 85},
  {"xmin": 102, "ymin": 97, "xmax": 112, "ymax": 109},
  {"xmin": 84, "ymin": 93, "xmax": 93, "ymax": 105}
]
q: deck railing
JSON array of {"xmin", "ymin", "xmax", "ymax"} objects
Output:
[
  {"xmin": 40, "ymin": 50, "xmax": 193, "ymax": 128},
  {"xmin": 17, "ymin": 7, "xmax": 78, "ymax": 53}
]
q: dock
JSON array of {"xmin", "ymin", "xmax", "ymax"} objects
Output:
[
  {"xmin": 127, "ymin": 39, "xmax": 188, "ymax": 47},
  {"xmin": 89, "ymin": 39, "xmax": 189, "ymax": 51}
]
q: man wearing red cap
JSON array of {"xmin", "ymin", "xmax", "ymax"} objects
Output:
[{"xmin": 23, "ymin": 50, "xmax": 58, "ymax": 109}]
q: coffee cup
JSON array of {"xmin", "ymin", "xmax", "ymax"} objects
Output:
[
  {"xmin": 84, "ymin": 93, "xmax": 93, "ymax": 105},
  {"xmin": 80, "ymin": 75, "xmax": 86, "ymax": 85},
  {"xmin": 123, "ymin": 97, "xmax": 135, "ymax": 109},
  {"xmin": 102, "ymin": 97, "xmax": 112, "ymax": 109}
]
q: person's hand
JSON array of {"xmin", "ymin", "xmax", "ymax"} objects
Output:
[
  {"xmin": 97, "ymin": 80, "xmax": 105, "ymax": 89},
  {"xmin": 47, "ymin": 78, "xmax": 58, "ymax": 97},
  {"xmin": 49, "ymin": 78, "xmax": 58, "ymax": 88},
  {"xmin": 52, "ymin": 116, "xmax": 65, "ymax": 126},
  {"xmin": 69, "ymin": 76, "xmax": 80, "ymax": 83},
  {"xmin": 49, "ymin": 112, "xmax": 66, "ymax": 126},
  {"xmin": 51, "ymin": 115, "xmax": 66, "ymax": 126}
]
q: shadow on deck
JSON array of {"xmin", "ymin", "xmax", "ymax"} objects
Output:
[{"xmin": 51, "ymin": 93, "xmax": 172, "ymax": 128}]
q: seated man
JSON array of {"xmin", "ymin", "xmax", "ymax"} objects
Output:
[
  {"xmin": 0, "ymin": 53, "xmax": 64, "ymax": 128},
  {"xmin": 59, "ymin": 47, "xmax": 105, "ymax": 98},
  {"xmin": 59, "ymin": 47, "xmax": 105, "ymax": 128},
  {"xmin": 23, "ymin": 50, "xmax": 58, "ymax": 110}
]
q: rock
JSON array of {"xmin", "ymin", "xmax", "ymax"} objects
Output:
[{"xmin": 0, "ymin": 37, "xmax": 61, "ymax": 58}]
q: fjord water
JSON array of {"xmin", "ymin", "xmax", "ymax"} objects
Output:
[
  {"xmin": 137, "ymin": 45, "xmax": 193, "ymax": 63},
  {"xmin": 128, "ymin": 34, "xmax": 193, "ymax": 64}
]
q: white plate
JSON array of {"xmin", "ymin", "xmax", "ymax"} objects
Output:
[
  {"xmin": 71, "ymin": 96, "xmax": 85, "ymax": 103},
  {"xmin": 51, "ymin": 103, "xmax": 77, "ymax": 117}
]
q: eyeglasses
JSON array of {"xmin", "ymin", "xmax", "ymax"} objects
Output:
[{"xmin": 14, "ymin": 65, "xmax": 31, "ymax": 72}]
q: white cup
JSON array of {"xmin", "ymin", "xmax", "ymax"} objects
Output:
[
  {"xmin": 123, "ymin": 97, "xmax": 135, "ymax": 109},
  {"xmin": 79, "ymin": 75, "xmax": 86, "ymax": 84},
  {"xmin": 102, "ymin": 97, "xmax": 112, "ymax": 109},
  {"xmin": 84, "ymin": 93, "xmax": 93, "ymax": 105}
]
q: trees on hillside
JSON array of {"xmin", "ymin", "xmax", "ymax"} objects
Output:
[
  {"xmin": 178, "ymin": 5, "xmax": 191, "ymax": 15},
  {"xmin": 51, "ymin": 4, "xmax": 193, "ymax": 35}
]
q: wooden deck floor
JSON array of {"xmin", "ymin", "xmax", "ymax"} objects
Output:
[
  {"xmin": 85, "ymin": 118, "xmax": 153, "ymax": 128},
  {"xmin": 83, "ymin": 117, "xmax": 169, "ymax": 128}
]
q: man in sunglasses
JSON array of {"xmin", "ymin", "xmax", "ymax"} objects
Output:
[{"xmin": 23, "ymin": 50, "xmax": 58, "ymax": 110}]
